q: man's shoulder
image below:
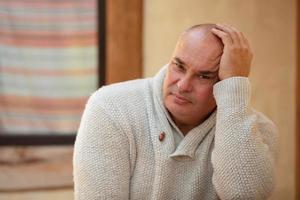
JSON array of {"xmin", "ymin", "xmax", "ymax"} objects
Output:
[
  {"xmin": 104, "ymin": 78, "xmax": 149, "ymax": 91},
  {"xmin": 99, "ymin": 78, "xmax": 150, "ymax": 99},
  {"xmin": 86, "ymin": 78, "xmax": 153, "ymax": 111}
]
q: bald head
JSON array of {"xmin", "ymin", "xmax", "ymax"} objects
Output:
[
  {"xmin": 179, "ymin": 23, "xmax": 223, "ymax": 48},
  {"xmin": 172, "ymin": 24, "xmax": 223, "ymax": 67},
  {"xmin": 183, "ymin": 23, "xmax": 217, "ymax": 34}
]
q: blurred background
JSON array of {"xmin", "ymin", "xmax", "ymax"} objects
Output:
[{"xmin": 0, "ymin": 0, "xmax": 298, "ymax": 199}]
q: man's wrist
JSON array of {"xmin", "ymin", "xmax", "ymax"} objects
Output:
[
  {"xmin": 219, "ymin": 74, "xmax": 249, "ymax": 81},
  {"xmin": 213, "ymin": 77, "xmax": 251, "ymax": 108}
]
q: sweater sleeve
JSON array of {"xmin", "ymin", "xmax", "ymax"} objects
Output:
[
  {"xmin": 73, "ymin": 93, "xmax": 131, "ymax": 200},
  {"xmin": 211, "ymin": 77, "xmax": 278, "ymax": 200}
]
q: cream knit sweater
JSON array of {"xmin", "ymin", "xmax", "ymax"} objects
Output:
[{"xmin": 73, "ymin": 66, "xmax": 278, "ymax": 200}]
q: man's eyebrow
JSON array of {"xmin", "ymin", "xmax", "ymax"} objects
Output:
[
  {"xmin": 173, "ymin": 57, "xmax": 186, "ymax": 66},
  {"xmin": 197, "ymin": 68, "xmax": 219, "ymax": 75},
  {"xmin": 173, "ymin": 56, "xmax": 219, "ymax": 75}
]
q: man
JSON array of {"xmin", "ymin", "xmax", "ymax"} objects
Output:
[{"xmin": 73, "ymin": 23, "xmax": 278, "ymax": 199}]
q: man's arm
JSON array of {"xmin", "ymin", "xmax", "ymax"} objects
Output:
[
  {"xmin": 210, "ymin": 24, "xmax": 278, "ymax": 199},
  {"xmin": 73, "ymin": 93, "xmax": 130, "ymax": 200},
  {"xmin": 212, "ymin": 77, "xmax": 278, "ymax": 199}
]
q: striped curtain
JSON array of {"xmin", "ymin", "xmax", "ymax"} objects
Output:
[{"xmin": 0, "ymin": 0, "xmax": 98, "ymax": 134}]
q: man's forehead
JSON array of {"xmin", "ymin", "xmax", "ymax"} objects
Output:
[{"xmin": 173, "ymin": 41, "xmax": 222, "ymax": 63}]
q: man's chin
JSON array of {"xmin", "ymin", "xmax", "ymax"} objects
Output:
[{"xmin": 166, "ymin": 101, "xmax": 192, "ymax": 116}]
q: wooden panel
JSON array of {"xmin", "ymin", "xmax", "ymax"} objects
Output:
[{"xmin": 106, "ymin": 0, "xmax": 143, "ymax": 84}]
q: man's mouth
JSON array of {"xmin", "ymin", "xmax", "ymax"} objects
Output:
[{"xmin": 172, "ymin": 93, "xmax": 191, "ymax": 104}]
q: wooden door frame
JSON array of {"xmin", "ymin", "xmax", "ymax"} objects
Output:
[{"xmin": 106, "ymin": 0, "xmax": 143, "ymax": 84}]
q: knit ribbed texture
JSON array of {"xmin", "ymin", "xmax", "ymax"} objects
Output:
[{"xmin": 73, "ymin": 67, "xmax": 278, "ymax": 200}]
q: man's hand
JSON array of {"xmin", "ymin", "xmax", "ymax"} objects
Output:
[{"xmin": 211, "ymin": 24, "xmax": 253, "ymax": 80}]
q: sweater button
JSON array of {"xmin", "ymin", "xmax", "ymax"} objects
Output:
[{"xmin": 159, "ymin": 132, "xmax": 165, "ymax": 141}]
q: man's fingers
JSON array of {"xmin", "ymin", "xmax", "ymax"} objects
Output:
[
  {"xmin": 215, "ymin": 24, "xmax": 241, "ymax": 46},
  {"xmin": 214, "ymin": 24, "xmax": 252, "ymax": 53},
  {"xmin": 241, "ymin": 32, "xmax": 251, "ymax": 49},
  {"xmin": 226, "ymin": 24, "xmax": 251, "ymax": 49},
  {"xmin": 227, "ymin": 26, "xmax": 252, "ymax": 54},
  {"xmin": 211, "ymin": 28, "xmax": 232, "ymax": 46},
  {"xmin": 216, "ymin": 24, "xmax": 244, "ymax": 46}
]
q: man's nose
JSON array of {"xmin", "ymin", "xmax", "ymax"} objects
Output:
[{"xmin": 177, "ymin": 75, "xmax": 192, "ymax": 92}]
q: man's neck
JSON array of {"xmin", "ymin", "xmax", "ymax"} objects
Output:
[
  {"xmin": 171, "ymin": 109, "xmax": 216, "ymax": 136},
  {"xmin": 173, "ymin": 118, "xmax": 199, "ymax": 136},
  {"xmin": 176, "ymin": 123, "xmax": 195, "ymax": 136}
]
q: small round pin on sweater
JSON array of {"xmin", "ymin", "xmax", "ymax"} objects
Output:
[{"xmin": 159, "ymin": 132, "xmax": 165, "ymax": 141}]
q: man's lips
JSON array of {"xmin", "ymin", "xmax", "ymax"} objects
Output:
[{"xmin": 172, "ymin": 93, "xmax": 191, "ymax": 104}]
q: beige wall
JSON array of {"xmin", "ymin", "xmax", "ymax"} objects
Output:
[{"xmin": 143, "ymin": 0, "xmax": 296, "ymax": 199}]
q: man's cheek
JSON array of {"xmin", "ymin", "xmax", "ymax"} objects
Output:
[{"xmin": 195, "ymin": 88, "xmax": 214, "ymax": 101}]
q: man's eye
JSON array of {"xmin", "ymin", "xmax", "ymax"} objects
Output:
[
  {"xmin": 198, "ymin": 74, "xmax": 211, "ymax": 79},
  {"xmin": 173, "ymin": 62, "xmax": 185, "ymax": 71}
]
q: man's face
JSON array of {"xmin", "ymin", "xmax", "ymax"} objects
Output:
[{"xmin": 163, "ymin": 31, "xmax": 223, "ymax": 127}]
